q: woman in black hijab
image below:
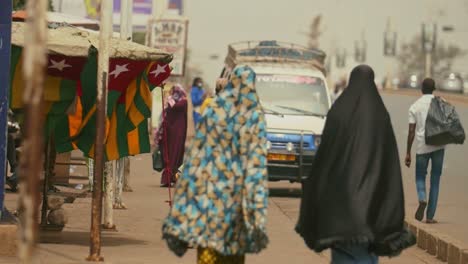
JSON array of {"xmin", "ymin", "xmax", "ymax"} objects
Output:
[{"xmin": 296, "ymin": 65, "xmax": 415, "ymax": 263}]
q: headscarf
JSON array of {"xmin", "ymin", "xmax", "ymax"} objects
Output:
[
  {"xmin": 155, "ymin": 84, "xmax": 187, "ymax": 145},
  {"xmin": 296, "ymin": 65, "xmax": 415, "ymax": 256},
  {"xmin": 166, "ymin": 84, "xmax": 187, "ymax": 108},
  {"xmin": 162, "ymin": 65, "xmax": 269, "ymax": 256}
]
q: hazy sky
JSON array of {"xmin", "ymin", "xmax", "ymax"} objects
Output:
[
  {"xmin": 53, "ymin": 0, "xmax": 468, "ymax": 84},
  {"xmin": 184, "ymin": 0, "xmax": 468, "ymax": 84}
]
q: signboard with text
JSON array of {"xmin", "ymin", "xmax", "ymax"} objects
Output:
[{"xmin": 147, "ymin": 18, "xmax": 188, "ymax": 76}]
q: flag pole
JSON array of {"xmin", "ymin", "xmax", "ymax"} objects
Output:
[
  {"xmin": 87, "ymin": 0, "xmax": 112, "ymax": 261},
  {"xmin": 18, "ymin": 0, "xmax": 48, "ymax": 262}
]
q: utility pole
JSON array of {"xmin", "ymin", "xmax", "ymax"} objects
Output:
[
  {"xmin": 18, "ymin": 0, "xmax": 48, "ymax": 262},
  {"xmin": 383, "ymin": 17, "xmax": 397, "ymax": 90},
  {"xmin": 422, "ymin": 23, "xmax": 437, "ymax": 78},
  {"xmin": 0, "ymin": 0, "xmax": 13, "ymax": 220},
  {"xmin": 87, "ymin": 0, "xmax": 112, "ymax": 261}
]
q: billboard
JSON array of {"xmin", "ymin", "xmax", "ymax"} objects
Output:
[
  {"xmin": 168, "ymin": 0, "xmax": 183, "ymax": 15},
  {"xmin": 147, "ymin": 18, "xmax": 188, "ymax": 76}
]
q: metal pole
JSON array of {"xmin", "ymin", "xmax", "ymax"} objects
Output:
[
  {"xmin": 0, "ymin": 0, "xmax": 13, "ymax": 220},
  {"xmin": 87, "ymin": 0, "xmax": 112, "ymax": 261},
  {"xmin": 152, "ymin": 0, "xmax": 168, "ymax": 19},
  {"xmin": 40, "ymin": 137, "xmax": 53, "ymax": 227},
  {"xmin": 425, "ymin": 52, "xmax": 432, "ymax": 78},
  {"xmin": 127, "ymin": 0, "xmax": 133, "ymax": 39},
  {"xmin": 18, "ymin": 0, "xmax": 48, "ymax": 262},
  {"xmin": 102, "ymin": 161, "xmax": 116, "ymax": 229}
]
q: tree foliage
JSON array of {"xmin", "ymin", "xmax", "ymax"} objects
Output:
[
  {"xmin": 307, "ymin": 15, "xmax": 323, "ymax": 49},
  {"xmin": 13, "ymin": 0, "xmax": 54, "ymax": 11},
  {"xmin": 397, "ymin": 35, "xmax": 465, "ymax": 77}
]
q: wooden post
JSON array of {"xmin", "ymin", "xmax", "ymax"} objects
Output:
[
  {"xmin": 114, "ymin": 158, "xmax": 128, "ymax": 209},
  {"xmin": 18, "ymin": 0, "xmax": 48, "ymax": 262},
  {"xmin": 87, "ymin": 0, "xmax": 112, "ymax": 261},
  {"xmin": 120, "ymin": 0, "xmax": 133, "ymax": 195}
]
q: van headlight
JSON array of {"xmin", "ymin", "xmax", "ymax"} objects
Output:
[
  {"xmin": 286, "ymin": 142, "xmax": 294, "ymax": 152},
  {"xmin": 314, "ymin": 136, "xmax": 322, "ymax": 147},
  {"xmin": 266, "ymin": 141, "xmax": 272, "ymax": 150}
]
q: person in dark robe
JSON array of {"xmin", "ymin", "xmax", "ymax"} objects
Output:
[
  {"xmin": 157, "ymin": 84, "xmax": 188, "ymax": 187},
  {"xmin": 296, "ymin": 65, "xmax": 415, "ymax": 263}
]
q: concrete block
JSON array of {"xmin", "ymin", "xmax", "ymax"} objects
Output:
[
  {"xmin": 47, "ymin": 208, "xmax": 68, "ymax": 226},
  {"xmin": 403, "ymin": 221, "xmax": 408, "ymax": 229},
  {"xmin": 417, "ymin": 228, "xmax": 428, "ymax": 250},
  {"xmin": 461, "ymin": 250, "xmax": 468, "ymax": 264},
  {"xmin": 47, "ymin": 196, "xmax": 65, "ymax": 210},
  {"xmin": 427, "ymin": 232, "xmax": 438, "ymax": 256},
  {"xmin": 0, "ymin": 224, "xmax": 18, "ymax": 256},
  {"xmin": 408, "ymin": 222, "xmax": 418, "ymax": 238},
  {"xmin": 448, "ymin": 243, "xmax": 462, "ymax": 264},
  {"xmin": 448, "ymin": 239, "xmax": 468, "ymax": 264},
  {"xmin": 438, "ymin": 236, "xmax": 449, "ymax": 262}
]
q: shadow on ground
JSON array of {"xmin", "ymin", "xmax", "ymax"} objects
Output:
[
  {"xmin": 40, "ymin": 231, "xmax": 148, "ymax": 247},
  {"xmin": 269, "ymin": 187, "xmax": 302, "ymax": 198}
]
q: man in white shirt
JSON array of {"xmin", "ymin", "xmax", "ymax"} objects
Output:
[{"xmin": 405, "ymin": 78, "xmax": 445, "ymax": 224}]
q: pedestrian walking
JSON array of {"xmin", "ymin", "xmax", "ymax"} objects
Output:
[
  {"xmin": 296, "ymin": 65, "xmax": 415, "ymax": 263},
  {"xmin": 157, "ymin": 84, "xmax": 188, "ymax": 187},
  {"xmin": 200, "ymin": 78, "xmax": 227, "ymax": 114},
  {"xmin": 190, "ymin": 77, "xmax": 206, "ymax": 125},
  {"xmin": 331, "ymin": 75, "xmax": 347, "ymax": 104},
  {"xmin": 162, "ymin": 66, "xmax": 269, "ymax": 264},
  {"xmin": 405, "ymin": 78, "xmax": 446, "ymax": 223}
]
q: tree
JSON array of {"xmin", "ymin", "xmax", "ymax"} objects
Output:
[
  {"xmin": 13, "ymin": 0, "xmax": 54, "ymax": 11},
  {"xmin": 397, "ymin": 35, "xmax": 465, "ymax": 77},
  {"xmin": 307, "ymin": 15, "xmax": 323, "ymax": 49}
]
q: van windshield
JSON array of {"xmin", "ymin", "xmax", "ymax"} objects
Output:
[{"xmin": 256, "ymin": 75, "xmax": 330, "ymax": 117}]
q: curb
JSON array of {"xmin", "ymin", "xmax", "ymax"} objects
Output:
[{"xmin": 406, "ymin": 219, "xmax": 468, "ymax": 264}]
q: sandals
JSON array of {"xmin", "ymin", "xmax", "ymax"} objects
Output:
[{"xmin": 415, "ymin": 201, "xmax": 427, "ymax": 221}]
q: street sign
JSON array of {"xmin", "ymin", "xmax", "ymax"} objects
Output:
[
  {"xmin": 147, "ymin": 18, "xmax": 188, "ymax": 76},
  {"xmin": 0, "ymin": 0, "xmax": 12, "ymax": 217}
]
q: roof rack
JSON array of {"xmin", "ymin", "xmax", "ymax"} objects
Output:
[{"xmin": 225, "ymin": 40, "xmax": 326, "ymax": 70}]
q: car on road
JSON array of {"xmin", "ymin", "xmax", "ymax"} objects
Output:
[
  {"xmin": 439, "ymin": 73, "xmax": 464, "ymax": 93},
  {"xmin": 221, "ymin": 40, "xmax": 330, "ymax": 182},
  {"xmin": 400, "ymin": 73, "xmax": 422, "ymax": 89}
]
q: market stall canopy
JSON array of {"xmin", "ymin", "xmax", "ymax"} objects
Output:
[{"xmin": 11, "ymin": 22, "xmax": 172, "ymax": 62}]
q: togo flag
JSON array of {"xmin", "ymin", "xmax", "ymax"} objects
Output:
[{"xmin": 9, "ymin": 45, "xmax": 86, "ymax": 137}]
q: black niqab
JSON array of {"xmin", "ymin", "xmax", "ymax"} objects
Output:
[{"xmin": 296, "ymin": 65, "xmax": 415, "ymax": 256}]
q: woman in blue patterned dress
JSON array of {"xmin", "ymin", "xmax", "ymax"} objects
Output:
[{"xmin": 162, "ymin": 65, "xmax": 269, "ymax": 264}]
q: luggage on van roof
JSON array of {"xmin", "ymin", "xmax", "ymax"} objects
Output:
[
  {"xmin": 225, "ymin": 40, "xmax": 326, "ymax": 74},
  {"xmin": 225, "ymin": 40, "xmax": 326, "ymax": 73}
]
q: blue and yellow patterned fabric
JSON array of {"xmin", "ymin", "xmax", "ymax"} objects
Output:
[{"xmin": 162, "ymin": 65, "xmax": 269, "ymax": 257}]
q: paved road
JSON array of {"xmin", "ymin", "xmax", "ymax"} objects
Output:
[{"xmin": 382, "ymin": 94, "xmax": 468, "ymax": 245}]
